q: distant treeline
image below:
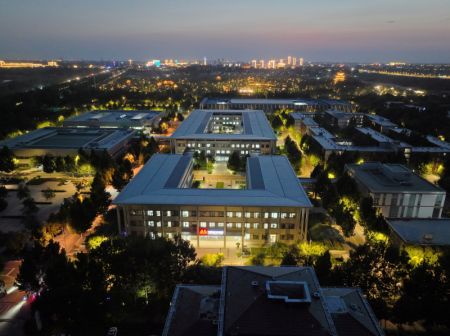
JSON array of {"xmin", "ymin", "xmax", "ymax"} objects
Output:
[{"xmin": 359, "ymin": 72, "xmax": 450, "ymax": 92}]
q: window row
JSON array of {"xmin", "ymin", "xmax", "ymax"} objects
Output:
[{"xmin": 138, "ymin": 210, "xmax": 298, "ymax": 219}]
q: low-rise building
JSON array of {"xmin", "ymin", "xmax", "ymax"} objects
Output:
[
  {"xmin": 200, "ymin": 98, "xmax": 353, "ymax": 113},
  {"xmin": 63, "ymin": 110, "xmax": 161, "ymax": 132},
  {"xmin": 0, "ymin": 127, "xmax": 135, "ymax": 161},
  {"xmin": 346, "ymin": 162, "xmax": 445, "ymax": 219},
  {"xmin": 113, "ymin": 153, "xmax": 312, "ymax": 248},
  {"xmin": 163, "ymin": 266, "xmax": 385, "ymax": 336},
  {"xmin": 323, "ymin": 110, "xmax": 364, "ymax": 129},
  {"xmin": 170, "ymin": 109, "xmax": 276, "ymax": 160},
  {"xmin": 387, "ymin": 218, "xmax": 450, "ymax": 247},
  {"xmin": 291, "ymin": 112, "xmax": 319, "ymax": 135}
]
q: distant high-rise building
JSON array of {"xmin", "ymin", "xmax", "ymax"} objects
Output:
[
  {"xmin": 299, "ymin": 57, "xmax": 304, "ymax": 66},
  {"xmin": 203, "ymin": 57, "xmax": 207, "ymax": 66},
  {"xmin": 292, "ymin": 57, "xmax": 297, "ymax": 67},
  {"xmin": 334, "ymin": 71, "xmax": 346, "ymax": 84},
  {"xmin": 251, "ymin": 59, "xmax": 257, "ymax": 68},
  {"xmin": 268, "ymin": 59, "xmax": 276, "ymax": 69},
  {"xmin": 287, "ymin": 56, "xmax": 292, "ymax": 65},
  {"xmin": 260, "ymin": 60, "xmax": 265, "ymax": 69}
]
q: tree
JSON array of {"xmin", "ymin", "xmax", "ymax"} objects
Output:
[
  {"xmin": 90, "ymin": 172, "xmax": 111, "ymax": 214},
  {"xmin": 284, "ymin": 136, "xmax": 302, "ymax": 169},
  {"xmin": 55, "ymin": 156, "xmax": 66, "ymax": 172},
  {"xmin": 17, "ymin": 183, "xmax": 30, "ymax": 200},
  {"xmin": 111, "ymin": 159, "xmax": 134, "ymax": 191},
  {"xmin": 281, "ymin": 246, "xmax": 301, "ymax": 266},
  {"xmin": 42, "ymin": 154, "xmax": 56, "ymax": 173},
  {"xmin": 0, "ymin": 146, "xmax": 15, "ymax": 172},
  {"xmin": 314, "ymin": 251, "xmax": 332, "ymax": 285},
  {"xmin": 22, "ymin": 197, "xmax": 38, "ymax": 216},
  {"xmin": 271, "ymin": 115, "xmax": 283, "ymax": 130},
  {"xmin": 227, "ymin": 151, "xmax": 242, "ymax": 172},
  {"xmin": 42, "ymin": 188, "xmax": 56, "ymax": 201}
]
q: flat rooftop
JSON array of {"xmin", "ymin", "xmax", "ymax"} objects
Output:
[
  {"xmin": 387, "ymin": 218, "xmax": 450, "ymax": 246},
  {"xmin": 64, "ymin": 110, "xmax": 160, "ymax": 124},
  {"xmin": 114, "ymin": 153, "xmax": 312, "ymax": 208},
  {"xmin": 202, "ymin": 98, "xmax": 351, "ymax": 106},
  {"xmin": 0, "ymin": 127, "xmax": 134, "ymax": 150},
  {"xmin": 346, "ymin": 162, "xmax": 444, "ymax": 194},
  {"xmin": 171, "ymin": 109, "xmax": 276, "ymax": 141}
]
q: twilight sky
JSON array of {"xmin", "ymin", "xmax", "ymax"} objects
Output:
[{"xmin": 1, "ymin": 0, "xmax": 449, "ymax": 63}]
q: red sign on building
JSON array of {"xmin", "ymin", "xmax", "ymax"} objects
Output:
[{"xmin": 199, "ymin": 228, "xmax": 208, "ymax": 236}]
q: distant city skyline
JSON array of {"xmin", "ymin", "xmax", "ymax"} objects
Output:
[{"xmin": 1, "ymin": 0, "xmax": 450, "ymax": 63}]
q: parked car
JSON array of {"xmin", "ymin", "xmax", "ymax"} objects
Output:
[{"xmin": 107, "ymin": 327, "xmax": 118, "ymax": 336}]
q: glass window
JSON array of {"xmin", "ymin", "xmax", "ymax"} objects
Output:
[
  {"xmin": 147, "ymin": 221, "xmax": 154, "ymax": 227},
  {"xmin": 218, "ymin": 222, "xmax": 224, "ymax": 227},
  {"xmin": 156, "ymin": 221, "xmax": 161, "ymax": 227},
  {"xmin": 254, "ymin": 212, "xmax": 260, "ymax": 218},
  {"xmin": 166, "ymin": 221, "xmax": 172, "ymax": 227},
  {"xmin": 270, "ymin": 223, "xmax": 278, "ymax": 229},
  {"xmin": 166, "ymin": 211, "xmax": 172, "ymax": 217},
  {"xmin": 209, "ymin": 222, "xmax": 216, "ymax": 228},
  {"xmin": 227, "ymin": 223, "xmax": 233, "ymax": 228},
  {"xmin": 245, "ymin": 212, "xmax": 251, "ymax": 218},
  {"xmin": 264, "ymin": 212, "xmax": 270, "ymax": 219},
  {"xmin": 156, "ymin": 210, "xmax": 161, "ymax": 216},
  {"xmin": 235, "ymin": 212, "xmax": 242, "ymax": 218},
  {"xmin": 181, "ymin": 210, "xmax": 189, "ymax": 217},
  {"xmin": 289, "ymin": 213, "xmax": 296, "ymax": 218},
  {"xmin": 182, "ymin": 221, "xmax": 189, "ymax": 228},
  {"xmin": 264, "ymin": 223, "xmax": 269, "ymax": 229},
  {"xmin": 281, "ymin": 212, "xmax": 288, "ymax": 219},
  {"xmin": 244, "ymin": 223, "xmax": 251, "ymax": 228},
  {"xmin": 200, "ymin": 222, "xmax": 207, "ymax": 228},
  {"xmin": 147, "ymin": 210, "xmax": 154, "ymax": 216},
  {"xmin": 235, "ymin": 223, "xmax": 242, "ymax": 228},
  {"xmin": 253, "ymin": 223, "xmax": 259, "ymax": 229},
  {"xmin": 227, "ymin": 211, "xmax": 233, "ymax": 218},
  {"xmin": 244, "ymin": 233, "xmax": 250, "ymax": 240},
  {"xmin": 271, "ymin": 212, "xmax": 278, "ymax": 219}
]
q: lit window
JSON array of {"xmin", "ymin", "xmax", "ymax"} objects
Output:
[
  {"xmin": 235, "ymin": 212, "xmax": 242, "ymax": 218},
  {"xmin": 147, "ymin": 210, "xmax": 154, "ymax": 216},
  {"xmin": 245, "ymin": 212, "xmax": 251, "ymax": 218},
  {"xmin": 200, "ymin": 222, "xmax": 207, "ymax": 228},
  {"xmin": 209, "ymin": 222, "xmax": 216, "ymax": 228},
  {"xmin": 289, "ymin": 213, "xmax": 296, "ymax": 218},
  {"xmin": 281, "ymin": 213, "xmax": 288, "ymax": 219},
  {"xmin": 156, "ymin": 211, "xmax": 161, "ymax": 216},
  {"xmin": 156, "ymin": 221, "xmax": 161, "ymax": 227},
  {"xmin": 166, "ymin": 221, "xmax": 172, "ymax": 227},
  {"xmin": 244, "ymin": 233, "xmax": 250, "ymax": 240},
  {"xmin": 245, "ymin": 223, "xmax": 251, "ymax": 228},
  {"xmin": 264, "ymin": 212, "xmax": 269, "ymax": 219},
  {"xmin": 218, "ymin": 222, "xmax": 224, "ymax": 227},
  {"xmin": 235, "ymin": 223, "xmax": 242, "ymax": 228},
  {"xmin": 270, "ymin": 223, "xmax": 278, "ymax": 228},
  {"xmin": 227, "ymin": 223, "xmax": 233, "ymax": 228},
  {"xmin": 182, "ymin": 210, "xmax": 189, "ymax": 217},
  {"xmin": 183, "ymin": 221, "xmax": 189, "ymax": 228},
  {"xmin": 264, "ymin": 223, "xmax": 269, "ymax": 229},
  {"xmin": 253, "ymin": 223, "xmax": 259, "ymax": 229},
  {"xmin": 254, "ymin": 212, "xmax": 260, "ymax": 218},
  {"xmin": 271, "ymin": 212, "xmax": 278, "ymax": 219},
  {"xmin": 147, "ymin": 221, "xmax": 155, "ymax": 227},
  {"xmin": 166, "ymin": 211, "xmax": 172, "ymax": 217},
  {"xmin": 227, "ymin": 211, "xmax": 233, "ymax": 218}
]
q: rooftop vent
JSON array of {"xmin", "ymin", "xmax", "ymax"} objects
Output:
[{"xmin": 266, "ymin": 281, "xmax": 311, "ymax": 304}]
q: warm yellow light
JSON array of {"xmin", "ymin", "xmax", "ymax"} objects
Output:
[{"xmin": 327, "ymin": 172, "xmax": 336, "ymax": 179}]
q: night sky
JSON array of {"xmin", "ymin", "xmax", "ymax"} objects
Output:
[{"xmin": 1, "ymin": 0, "xmax": 449, "ymax": 62}]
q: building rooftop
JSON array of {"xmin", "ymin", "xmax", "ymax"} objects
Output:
[
  {"xmin": 0, "ymin": 127, "xmax": 135, "ymax": 151},
  {"xmin": 346, "ymin": 162, "xmax": 444, "ymax": 194},
  {"xmin": 64, "ymin": 110, "xmax": 160, "ymax": 125},
  {"xmin": 355, "ymin": 127, "xmax": 396, "ymax": 144},
  {"xmin": 387, "ymin": 218, "xmax": 450, "ymax": 246},
  {"xmin": 366, "ymin": 114, "xmax": 398, "ymax": 128},
  {"xmin": 163, "ymin": 266, "xmax": 384, "ymax": 336},
  {"xmin": 201, "ymin": 98, "xmax": 352, "ymax": 107},
  {"xmin": 291, "ymin": 113, "xmax": 320, "ymax": 127},
  {"xmin": 171, "ymin": 109, "xmax": 276, "ymax": 141},
  {"xmin": 113, "ymin": 153, "xmax": 312, "ymax": 207}
]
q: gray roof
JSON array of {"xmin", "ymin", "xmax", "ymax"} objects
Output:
[
  {"xmin": 387, "ymin": 218, "xmax": 450, "ymax": 246},
  {"xmin": 171, "ymin": 109, "xmax": 276, "ymax": 141},
  {"xmin": 64, "ymin": 110, "xmax": 160, "ymax": 126},
  {"xmin": 201, "ymin": 98, "xmax": 351, "ymax": 107},
  {"xmin": 346, "ymin": 162, "xmax": 444, "ymax": 194},
  {"xmin": 163, "ymin": 266, "xmax": 384, "ymax": 336},
  {"xmin": 0, "ymin": 127, "xmax": 135, "ymax": 150},
  {"xmin": 114, "ymin": 154, "xmax": 312, "ymax": 208}
]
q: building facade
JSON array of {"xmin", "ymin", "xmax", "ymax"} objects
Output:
[
  {"xmin": 170, "ymin": 109, "xmax": 276, "ymax": 160},
  {"xmin": 346, "ymin": 162, "xmax": 446, "ymax": 219},
  {"xmin": 114, "ymin": 154, "xmax": 312, "ymax": 248}
]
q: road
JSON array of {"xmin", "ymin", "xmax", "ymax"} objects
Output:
[{"xmin": 0, "ymin": 261, "xmax": 29, "ymax": 336}]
